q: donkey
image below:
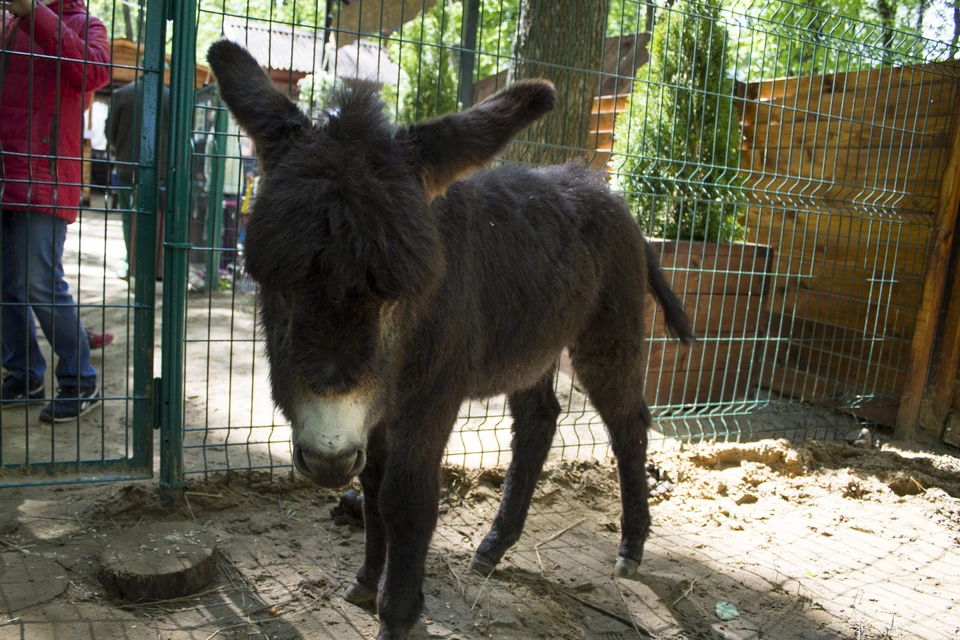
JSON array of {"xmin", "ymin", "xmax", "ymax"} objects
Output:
[{"xmin": 207, "ymin": 40, "xmax": 693, "ymax": 639}]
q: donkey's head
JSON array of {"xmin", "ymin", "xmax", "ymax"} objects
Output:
[{"xmin": 207, "ymin": 40, "xmax": 555, "ymax": 488}]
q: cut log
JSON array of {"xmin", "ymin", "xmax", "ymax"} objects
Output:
[{"xmin": 99, "ymin": 522, "xmax": 219, "ymax": 602}]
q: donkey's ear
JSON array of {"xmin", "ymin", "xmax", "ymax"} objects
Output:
[
  {"xmin": 403, "ymin": 79, "xmax": 556, "ymax": 197},
  {"xmin": 206, "ymin": 40, "xmax": 311, "ymax": 172}
]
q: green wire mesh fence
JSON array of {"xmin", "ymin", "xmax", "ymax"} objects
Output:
[
  {"xmin": 163, "ymin": 0, "xmax": 958, "ymax": 483},
  {"xmin": 0, "ymin": 0, "xmax": 164, "ymax": 486},
  {"xmin": 5, "ymin": 0, "xmax": 948, "ymax": 486}
]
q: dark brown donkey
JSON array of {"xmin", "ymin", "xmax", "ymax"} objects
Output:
[{"xmin": 206, "ymin": 40, "xmax": 693, "ymax": 640}]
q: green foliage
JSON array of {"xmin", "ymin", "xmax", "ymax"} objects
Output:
[
  {"xmin": 297, "ymin": 69, "xmax": 344, "ymax": 118},
  {"xmin": 383, "ymin": 1, "xmax": 465, "ymax": 123},
  {"xmin": 382, "ymin": 0, "xmax": 519, "ymax": 124},
  {"xmin": 606, "ymin": 0, "xmax": 647, "ymax": 37},
  {"xmin": 383, "ymin": 0, "xmax": 664, "ymax": 124},
  {"xmin": 726, "ymin": 0, "xmax": 952, "ymax": 79},
  {"xmin": 728, "ymin": 0, "xmax": 871, "ymax": 78},
  {"xmin": 88, "ymin": 0, "xmax": 154, "ymax": 44},
  {"xmin": 612, "ymin": 0, "xmax": 746, "ymax": 243}
]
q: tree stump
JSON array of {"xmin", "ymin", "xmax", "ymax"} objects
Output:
[{"xmin": 99, "ymin": 522, "xmax": 219, "ymax": 602}]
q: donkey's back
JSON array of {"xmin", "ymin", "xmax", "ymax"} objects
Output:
[{"xmin": 423, "ymin": 161, "xmax": 661, "ymax": 400}]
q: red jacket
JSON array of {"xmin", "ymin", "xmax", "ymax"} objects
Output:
[{"xmin": 0, "ymin": 1, "xmax": 111, "ymax": 223}]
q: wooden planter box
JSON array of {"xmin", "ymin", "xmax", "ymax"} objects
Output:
[
  {"xmin": 561, "ymin": 240, "xmax": 775, "ymax": 407},
  {"xmin": 644, "ymin": 240, "xmax": 774, "ymax": 406}
]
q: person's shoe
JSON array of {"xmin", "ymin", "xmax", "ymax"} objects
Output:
[
  {"xmin": 87, "ymin": 331, "xmax": 114, "ymax": 350},
  {"xmin": 0, "ymin": 376, "xmax": 45, "ymax": 409},
  {"xmin": 39, "ymin": 385, "xmax": 101, "ymax": 423}
]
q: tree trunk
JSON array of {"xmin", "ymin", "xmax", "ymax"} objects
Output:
[
  {"xmin": 504, "ymin": 0, "xmax": 609, "ymax": 165},
  {"xmin": 916, "ymin": 0, "xmax": 928, "ymax": 32},
  {"xmin": 877, "ymin": 0, "xmax": 895, "ymax": 65},
  {"xmin": 950, "ymin": 0, "xmax": 960, "ymax": 60},
  {"xmin": 335, "ymin": 0, "xmax": 439, "ymax": 48},
  {"xmin": 122, "ymin": 5, "xmax": 134, "ymax": 41}
]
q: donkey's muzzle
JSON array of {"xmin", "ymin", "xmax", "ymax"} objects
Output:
[{"xmin": 294, "ymin": 444, "xmax": 367, "ymax": 488}]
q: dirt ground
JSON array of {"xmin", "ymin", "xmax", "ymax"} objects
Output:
[
  {"xmin": 2, "ymin": 200, "xmax": 957, "ymax": 638},
  {"xmin": 1, "ymin": 437, "xmax": 958, "ymax": 640}
]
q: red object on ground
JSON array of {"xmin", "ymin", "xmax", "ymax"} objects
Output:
[{"xmin": 87, "ymin": 332, "xmax": 114, "ymax": 350}]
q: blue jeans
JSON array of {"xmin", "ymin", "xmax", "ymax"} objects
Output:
[{"xmin": 1, "ymin": 210, "xmax": 96, "ymax": 388}]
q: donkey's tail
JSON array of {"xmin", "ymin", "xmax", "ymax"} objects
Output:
[{"xmin": 646, "ymin": 240, "xmax": 695, "ymax": 344}]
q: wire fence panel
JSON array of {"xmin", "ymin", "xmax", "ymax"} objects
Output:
[
  {"xmin": 165, "ymin": 0, "xmax": 960, "ymax": 481},
  {"xmin": 0, "ymin": 0, "xmax": 164, "ymax": 486}
]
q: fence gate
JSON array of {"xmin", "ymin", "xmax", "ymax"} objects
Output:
[{"xmin": 0, "ymin": 0, "xmax": 167, "ymax": 486}]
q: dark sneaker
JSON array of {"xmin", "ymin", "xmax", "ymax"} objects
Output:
[
  {"xmin": 1, "ymin": 375, "xmax": 45, "ymax": 409},
  {"xmin": 39, "ymin": 385, "xmax": 101, "ymax": 423}
]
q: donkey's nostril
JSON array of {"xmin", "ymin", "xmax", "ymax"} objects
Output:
[
  {"xmin": 349, "ymin": 448, "xmax": 367, "ymax": 476},
  {"xmin": 294, "ymin": 447, "xmax": 309, "ymax": 473},
  {"xmin": 293, "ymin": 444, "xmax": 366, "ymax": 487}
]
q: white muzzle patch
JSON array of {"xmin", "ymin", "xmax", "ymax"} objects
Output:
[{"xmin": 293, "ymin": 393, "xmax": 369, "ymax": 455}]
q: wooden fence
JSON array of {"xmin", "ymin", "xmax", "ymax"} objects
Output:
[{"xmin": 738, "ymin": 61, "xmax": 960, "ymax": 426}]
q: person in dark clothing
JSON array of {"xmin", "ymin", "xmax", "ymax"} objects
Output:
[{"xmin": 106, "ymin": 79, "xmax": 170, "ymax": 280}]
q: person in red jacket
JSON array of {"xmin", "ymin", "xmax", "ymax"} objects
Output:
[{"xmin": 0, "ymin": 0, "xmax": 111, "ymax": 422}]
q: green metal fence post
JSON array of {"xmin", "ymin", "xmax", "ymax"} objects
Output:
[
  {"xmin": 203, "ymin": 107, "xmax": 228, "ymax": 296},
  {"xmin": 160, "ymin": 0, "xmax": 199, "ymax": 503},
  {"xmin": 458, "ymin": 0, "xmax": 480, "ymax": 108},
  {"xmin": 131, "ymin": 0, "xmax": 168, "ymax": 472}
]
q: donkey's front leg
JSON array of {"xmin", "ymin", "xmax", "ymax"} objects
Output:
[
  {"xmin": 375, "ymin": 407, "xmax": 454, "ymax": 639},
  {"xmin": 344, "ymin": 425, "xmax": 387, "ymax": 609}
]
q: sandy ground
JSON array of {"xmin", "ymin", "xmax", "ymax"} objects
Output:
[
  {"xmin": 0, "ymin": 437, "xmax": 958, "ymax": 639},
  {"xmin": 5, "ymin": 202, "xmax": 954, "ymax": 639}
]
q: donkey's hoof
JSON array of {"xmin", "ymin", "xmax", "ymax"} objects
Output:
[
  {"xmin": 344, "ymin": 581, "xmax": 377, "ymax": 609},
  {"xmin": 468, "ymin": 553, "xmax": 497, "ymax": 577},
  {"xmin": 614, "ymin": 556, "xmax": 640, "ymax": 579}
]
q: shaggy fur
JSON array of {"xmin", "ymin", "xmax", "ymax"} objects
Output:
[{"xmin": 207, "ymin": 39, "xmax": 693, "ymax": 640}]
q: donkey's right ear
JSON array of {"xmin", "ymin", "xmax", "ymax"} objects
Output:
[
  {"xmin": 401, "ymin": 79, "xmax": 556, "ymax": 198},
  {"xmin": 207, "ymin": 40, "xmax": 310, "ymax": 172}
]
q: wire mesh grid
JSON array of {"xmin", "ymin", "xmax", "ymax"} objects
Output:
[
  {"xmin": 0, "ymin": 0, "xmax": 163, "ymax": 485},
  {"xmin": 172, "ymin": 0, "xmax": 959, "ymax": 481}
]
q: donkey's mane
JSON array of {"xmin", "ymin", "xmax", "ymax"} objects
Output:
[
  {"xmin": 242, "ymin": 84, "xmax": 443, "ymax": 303},
  {"xmin": 320, "ymin": 82, "xmax": 395, "ymax": 141}
]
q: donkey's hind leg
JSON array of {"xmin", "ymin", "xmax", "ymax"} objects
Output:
[
  {"xmin": 469, "ymin": 369, "xmax": 560, "ymax": 575},
  {"xmin": 570, "ymin": 337, "xmax": 652, "ymax": 579}
]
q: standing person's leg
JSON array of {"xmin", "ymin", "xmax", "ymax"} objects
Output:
[
  {"xmin": 119, "ymin": 175, "xmax": 135, "ymax": 279},
  {"xmin": 15, "ymin": 211, "xmax": 101, "ymax": 423},
  {"xmin": 0, "ymin": 210, "xmax": 47, "ymax": 407},
  {"xmin": 220, "ymin": 200, "xmax": 238, "ymax": 271}
]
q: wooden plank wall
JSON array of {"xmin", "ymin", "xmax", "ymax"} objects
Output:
[
  {"xmin": 588, "ymin": 93, "xmax": 630, "ymax": 170},
  {"xmin": 739, "ymin": 61, "xmax": 960, "ymax": 425},
  {"xmin": 109, "ymin": 39, "xmax": 210, "ymax": 89},
  {"xmin": 558, "ymin": 240, "xmax": 772, "ymax": 408}
]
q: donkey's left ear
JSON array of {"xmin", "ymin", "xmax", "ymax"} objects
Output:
[
  {"xmin": 207, "ymin": 40, "xmax": 311, "ymax": 172},
  {"xmin": 402, "ymin": 79, "xmax": 556, "ymax": 197}
]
